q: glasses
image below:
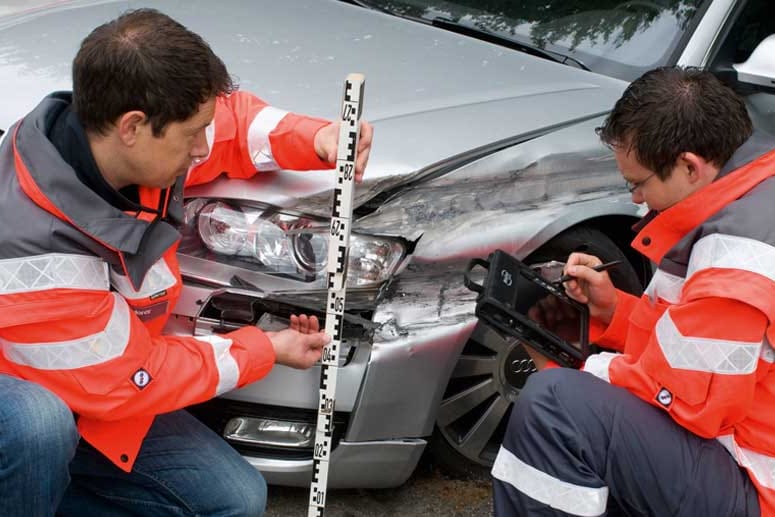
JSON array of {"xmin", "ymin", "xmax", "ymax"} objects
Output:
[{"xmin": 625, "ymin": 173, "xmax": 656, "ymax": 194}]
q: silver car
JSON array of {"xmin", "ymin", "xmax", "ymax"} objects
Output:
[{"xmin": 0, "ymin": 0, "xmax": 773, "ymax": 489}]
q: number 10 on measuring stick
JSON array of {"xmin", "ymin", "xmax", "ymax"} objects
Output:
[{"xmin": 308, "ymin": 73, "xmax": 365, "ymax": 517}]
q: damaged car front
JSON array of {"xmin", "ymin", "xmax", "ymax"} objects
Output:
[
  {"xmin": 1, "ymin": 0, "xmax": 771, "ymax": 490},
  {"xmin": 165, "ymin": 0, "xmax": 660, "ymax": 487}
]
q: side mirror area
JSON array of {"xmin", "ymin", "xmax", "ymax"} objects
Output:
[{"xmin": 733, "ymin": 34, "xmax": 775, "ymax": 91}]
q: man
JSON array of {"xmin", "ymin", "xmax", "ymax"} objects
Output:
[
  {"xmin": 0, "ymin": 8, "xmax": 373, "ymax": 516},
  {"xmin": 492, "ymin": 67, "xmax": 775, "ymax": 516}
]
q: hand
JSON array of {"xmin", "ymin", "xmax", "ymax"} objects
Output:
[
  {"xmin": 562, "ymin": 252, "xmax": 618, "ymax": 324},
  {"xmin": 314, "ymin": 120, "xmax": 373, "ymax": 183},
  {"xmin": 520, "ymin": 342, "xmax": 552, "ymax": 371},
  {"xmin": 266, "ymin": 314, "xmax": 330, "ymax": 369}
]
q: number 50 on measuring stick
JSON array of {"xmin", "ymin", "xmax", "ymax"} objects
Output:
[{"xmin": 308, "ymin": 73, "xmax": 365, "ymax": 517}]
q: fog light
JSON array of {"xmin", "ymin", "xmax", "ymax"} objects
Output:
[{"xmin": 223, "ymin": 417, "xmax": 315, "ymax": 448}]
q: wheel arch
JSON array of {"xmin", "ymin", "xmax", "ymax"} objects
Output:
[
  {"xmin": 573, "ymin": 213, "xmax": 653, "ymax": 288},
  {"xmin": 428, "ymin": 213, "xmax": 651, "ymax": 477}
]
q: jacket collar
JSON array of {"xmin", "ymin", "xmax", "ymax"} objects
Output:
[
  {"xmin": 11, "ymin": 93, "xmax": 184, "ymax": 288},
  {"xmin": 632, "ymin": 132, "xmax": 775, "ymax": 263}
]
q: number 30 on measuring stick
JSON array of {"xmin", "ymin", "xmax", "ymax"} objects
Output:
[{"xmin": 308, "ymin": 73, "xmax": 365, "ymax": 517}]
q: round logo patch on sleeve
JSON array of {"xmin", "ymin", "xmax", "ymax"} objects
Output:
[
  {"xmin": 655, "ymin": 387, "xmax": 673, "ymax": 408},
  {"xmin": 132, "ymin": 368, "xmax": 153, "ymax": 390}
]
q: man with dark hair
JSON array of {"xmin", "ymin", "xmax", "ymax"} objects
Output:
[
  {"xmin": 0, "ymin": 8, "xmax": 372, "ymax": 516},
  {"xmin": 492, "ymin": 67, "xmax": 775, "ymax": 516}
]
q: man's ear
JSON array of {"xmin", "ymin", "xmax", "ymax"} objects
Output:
[
  {"xmin": 679, "ymin": 152, "xmax": 716, "ymax": 185},
  {"xmin": 116, "ymin": 111, "xmax": 148, "ymax": 146}
]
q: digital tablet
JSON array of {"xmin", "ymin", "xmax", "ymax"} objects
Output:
[{"xmin": 464, "ymin": 249, "xmax": 590, "ymax": 368}]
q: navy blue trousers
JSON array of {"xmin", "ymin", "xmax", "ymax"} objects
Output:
[{"xmin": 492, "ymin": 368, "xmax": 760, "ymax": 516}]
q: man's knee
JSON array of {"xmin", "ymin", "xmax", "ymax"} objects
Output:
[
  {"xmin": 507, "ymin": 369, "xmax": 595, "ymax": 436},
  {"xmin": 515, "ymin": 368, "xmax": 572, "ymax": 409},
  {"xmin": 203, "ymin": 433, "xmax": 268, "ymax": 516},
  {"xmin": 0, "ymin": 380, "xmax": 78, "ymax": 467},
  {"xmin": 215, "ymin": 463, "xmax": 267, "ymax": 516}
]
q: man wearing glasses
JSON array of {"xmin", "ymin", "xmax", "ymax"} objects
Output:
[{"xmin": 494, "ymin": 67, "xmax": 775, "ymax": 516}]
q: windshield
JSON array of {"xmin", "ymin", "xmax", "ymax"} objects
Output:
[{"xmin": 356, "ymin": 0, "xmax": 710, "ymax": 81}]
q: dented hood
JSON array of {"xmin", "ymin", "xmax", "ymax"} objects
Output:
[{"xmin": 0, "ymin": 0, "xmax": 628, "ymax": 208}]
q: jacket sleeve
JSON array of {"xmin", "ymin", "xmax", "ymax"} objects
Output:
[
  {"xmin": 185, "ymin": 90, "xmax": 333, "ymax": 187},
  {"xmin": 0, "ymin": 289, "xmax": 276, "ymax": 421},
  {"xmin": 588, "ymin": 288, "xmax": 640, "ymax": 353},
  {"xmin": 583, "ymin": 262, "xmax": 775, "ymax": 438},
  {"xmin": 608, "ymin": 295, "xmax": 766, "ymax": 438}
]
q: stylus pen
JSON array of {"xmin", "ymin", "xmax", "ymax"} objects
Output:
[{"xmin": 555, "ymin": 259, "xmax": 623, "ymax": 284}]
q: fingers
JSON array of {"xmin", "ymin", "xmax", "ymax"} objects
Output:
[
  {"xmin": 308, "ymin": 331, "xmax": 330, "ymax": 349},
  {"xmin": 301, "ymin": 331, "xmax": 330, "ymax": 367},
  {"xmin": 565, "ymin": 264, "xmax": 608, "ymax": 286},
  {"xmin": 562, "ymin": 252, "xmax": 603, "ymax": 303},
  {"xmin": 316, "ymin": 120, "xmax": 372, "ymax": 182},
  {"xmin": 300, "ymin": 314, "xmax": 312, "ymax": 334},
  {"xmin": 298, "ymin": 331, "xmax": 328, "ymax": 353},
  {"xmin": 564, "ymin": 252, "xmax": 602, "ymax": 270},
  {"xmin": 355, "ymin": 121, "xmax": 373, "ymax": 183},
  {"xmin": 314, "ymin": 122, "xmax": 339, "ymax": 165},
  {"xmin": 564, "ymin": 279, "xmax": 589, "ymax": 304},
  {"xmin": 308, "ymin": 314, "xmax": 320, "ymax": 333},
  {"xmin": 288, "ymin": 314, "xmax": 322, "ymax": 334}
]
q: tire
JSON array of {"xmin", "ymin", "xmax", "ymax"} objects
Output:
[{"xmin": 429, "ymin": 226, "xmax": 643, "ymax": 479}]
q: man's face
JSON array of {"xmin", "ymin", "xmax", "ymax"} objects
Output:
[
  {"xmin": 614, "ymin": 147, "xmax": 693, "ymax": 212},
  {"xmin": 131, "ymin": 97, "xmax": 216, "ymax": 188}
]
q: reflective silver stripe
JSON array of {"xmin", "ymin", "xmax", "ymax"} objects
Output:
[
  {"xmin": 492, "ymin": 446, "xmax": 608, "ymax": 516},
  {"xmin": 195, "ymin": 334, "xmax": 240, "ymax": 395},
  {"xmin": 687, "ymin": 233, "xmax": 775, "ymax": 283},
  {"xmin": 110, "ymin": 258, "xmax": 176, "ymax": 300},
  {"xmin": 718, "ymin": 435, "xmax": 775, "ymax": 490},
  {"xmin": 644, "ymin": 268, "xmax": 684, "ymax": 304},
  {"xmin": 582, "ymin": 352, "xmax": 618, "ymax": 383},
  {"xmin": 248, "ymin": 106, "xmax": 288, "ymax": 171},
  {"xmin": 655, "ymin": 311, "xmax": 760, "ymax": 374},
  {"xmin": 0, "ymin": 253, "xmax": 109, "ymax": 294},
  {"xmin": 0, "ymin": 293, "xmax": 131, "ymax": 370}
]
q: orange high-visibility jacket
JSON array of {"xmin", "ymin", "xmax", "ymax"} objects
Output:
[
  {"xmin": 582, "ymin": 133, "xmax": 775, "ymax": 515},
  {"xmin": 0, "ymin": 91, "xmax": 331, "ymax": 471}
]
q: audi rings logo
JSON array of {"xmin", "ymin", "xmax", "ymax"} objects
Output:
[
  {"xmin": 511, "ymin": 358, "xmax": 535, "ymax": 374},
  {"xmin": 500, "ymin": 269, "xmax": 513, "ymax": 286}
]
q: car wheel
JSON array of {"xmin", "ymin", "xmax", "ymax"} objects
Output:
[{"xmin": 429, "ymin": 226, "xmax": 643, "ymax": 479}]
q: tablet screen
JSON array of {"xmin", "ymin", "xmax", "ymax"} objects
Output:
[{"xmin": 515, "ymin": 268, "xmax": 583, "ymax": 347}]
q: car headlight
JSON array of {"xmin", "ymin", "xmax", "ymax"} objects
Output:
[{"xmin": 179, "ymin": 200, "xmax": 406, "ymax": 287}]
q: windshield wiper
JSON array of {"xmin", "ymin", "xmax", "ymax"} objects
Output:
[{"xmin": 430, "ymin": 17, "xmax": 589, "ymax": 71}]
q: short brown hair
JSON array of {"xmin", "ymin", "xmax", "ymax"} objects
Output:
[
  {"xmin": 597, "ymin": 67, "xmax": 752, "ymax": 178},
  {"xmin": 72, "ymin": 8, "xmax": 235, "ymax": 136}
]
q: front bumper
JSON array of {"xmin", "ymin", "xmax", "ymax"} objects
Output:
[
  {"xmin": 246, "ymin": 439, "xmax": 426, "ymax": 488},
  {"xmin": 169, "ymin": 266, "xmax": 479, "ymax": 487}
]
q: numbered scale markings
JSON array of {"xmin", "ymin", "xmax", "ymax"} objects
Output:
[{"xmin": 308, "ymin": 73, "xmax": 365, "ymax": 517}]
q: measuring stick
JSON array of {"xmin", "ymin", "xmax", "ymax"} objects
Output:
[{"xmin": 308, "ymin": 73, "xmax": 365, "ymax": 517}]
